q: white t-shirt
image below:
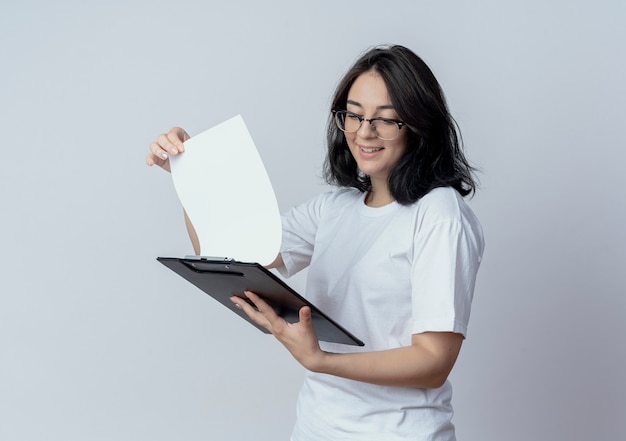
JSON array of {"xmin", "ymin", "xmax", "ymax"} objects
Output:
[{"xmin": 278, "ymin": 187, "xmax": 485, "ymax": 441}]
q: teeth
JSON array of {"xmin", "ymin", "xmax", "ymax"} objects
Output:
[{"xmin": 362, "ymin": 148, "xmax": 382, "ymax": 153}]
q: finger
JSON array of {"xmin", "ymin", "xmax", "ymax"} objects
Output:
[
  {"xmin": 149, "ymin": 140, "xmax": 170, "ymax": 160},
  {"xmin": 243, "ymin": 290, "xmax": 279, "ymax": 319},
  {"xmin": 157, "ymin": 133, "xmax": 182, "ymax": 156},
  {"xmin": 146, "ymin": 153, "xmax": 157, "ymax": 166},
  {"xmin": 299, "ymin": 306, "xmax": 312, "ymax": 325},
  {"xmin": 147, "ymin": 141, "xmax": 171, "ymax": 172},
  {"xmin": 145, "ymin": 153, "xmax": 171, "ymax": 172},
  {"xmin": 167, "ymin": 127, "xmax": 189, "ymax": 152},
  {"xmin": 230, "ymin": 295, "xmax": 271, "ymax": 329}
]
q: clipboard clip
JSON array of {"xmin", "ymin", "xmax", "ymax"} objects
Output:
[{"xmin": 184, "ymin": 255, "xmax": 234, "ymax": 262}]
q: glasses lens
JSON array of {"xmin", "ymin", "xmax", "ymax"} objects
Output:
[
  {"xmin": 334, "ymin": 111, "xmax": 345, "ymax": 131},
  {"xmin": 335, "ymin": 111, "xmax": 361, "ymax": 133},
  {"xmin": 371, "ymin": 119, "xmax": 399, "ymax": 140},
  {"xmin": 334, "ymin": 111, "xmax": 402, "ymax": 140}
]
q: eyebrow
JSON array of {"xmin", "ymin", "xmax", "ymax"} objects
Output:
[{"xmin": 346, "ymin": 99, "xmax": 395, "ymax": 111}]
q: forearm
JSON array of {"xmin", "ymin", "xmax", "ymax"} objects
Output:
[
  {"xmin": 183, "ymin": 210, "xmax": 201, "ymax": 255},
  {"xmin": 233, "ymin": 292, "xmax": 463, "ymax": 390},
  {"xmin": 310, "ymin": 333, "xmax": 463, "ymax": 389}
]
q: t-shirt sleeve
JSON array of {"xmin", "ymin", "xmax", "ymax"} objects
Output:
[
  {"xmin": 410, "ymin": 214, "xmax": 484, "ymax": 338},
  {"xmin": 276, "ymin": 193, "xmax": 326, "ymax": 278}
]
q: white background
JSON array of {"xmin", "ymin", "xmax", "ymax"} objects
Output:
[{"xmin": 1, "ymin": 1, "xmax": 624, "ymax": 440}]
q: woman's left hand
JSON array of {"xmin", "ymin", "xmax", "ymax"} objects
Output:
[
  {"xmin": 231, "ymin": 291, "xmax": 465, "ymax": 389},
  {"xmin": 230, "ymin": 291, "xmax": 325, "ymax": 371}
]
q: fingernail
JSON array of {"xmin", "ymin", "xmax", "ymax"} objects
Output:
[{"xmin": 160, "ymin": 153, "xmax": 167, "ymax": 159}]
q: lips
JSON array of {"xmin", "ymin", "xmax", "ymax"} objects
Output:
[{"xmin": 361, "ymin": 147, "xmax": 383, "ymax": 153}]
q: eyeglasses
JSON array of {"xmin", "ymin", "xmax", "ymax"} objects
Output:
[{"xmin": 333, "ymin": 110, "xmax": 407, "ymax": 141}]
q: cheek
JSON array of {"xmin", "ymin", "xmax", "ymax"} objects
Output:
[
  {"xmin": 389, "ymin": 137, "xmax": 409, "ymax": 157},
  {"xmin": 345, "ymin": 134, "xmax": 357, "ymax": 152},
  {"xmin": 345, "ymin": 132, "xmax": 356, "ymax": 145}
]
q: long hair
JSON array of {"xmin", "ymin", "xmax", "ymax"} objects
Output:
[{"xmin": 323, "ymin": 45, "xmax": 477, "ymax": 204}]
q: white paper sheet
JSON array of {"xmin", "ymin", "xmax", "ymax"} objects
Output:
[{"xmin": 169, "ymin": 115, "xmax": 281, "ymax": 266}]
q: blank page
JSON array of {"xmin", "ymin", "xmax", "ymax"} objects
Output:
[{"xmin": 169, "ymin": 115, "xmax": 281, "ymax": 266}]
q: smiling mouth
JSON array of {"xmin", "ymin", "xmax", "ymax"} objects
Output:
[{"xmin": 362, "ymin": 147, "xmax": 383, "ymax": 153}]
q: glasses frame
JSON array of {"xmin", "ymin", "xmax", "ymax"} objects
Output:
[{"xmin": 332, "ymin": 109, "xmax": 407, "ymax": 141}]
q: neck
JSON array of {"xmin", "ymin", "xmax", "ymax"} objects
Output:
[{"xmin": 365, "ymin": 183, "xmax": 394, "ymax": 207}]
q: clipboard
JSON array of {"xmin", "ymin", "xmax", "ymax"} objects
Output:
[
  {"xmin": 157, "ymin": 255, "xmax": 364, "ymax": 346},
  {"xmin": 157, "ymin": 115, "xmax": 363, "ymax": 346}
]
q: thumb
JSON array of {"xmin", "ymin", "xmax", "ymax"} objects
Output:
[{"xmin": 299, "ymin": 306, "xmax": 312, "ymax": 324}]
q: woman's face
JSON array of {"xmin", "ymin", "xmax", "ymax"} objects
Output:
[{"xmin": 344, "ymin": 71, "xmax": 409, "ymax": 187}]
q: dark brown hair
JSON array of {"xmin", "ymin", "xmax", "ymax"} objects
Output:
[{"xmin": 324, "ymin": 45, "xmax": 477, "ymax": 204}]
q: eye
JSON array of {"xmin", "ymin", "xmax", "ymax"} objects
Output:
[
  {"xmin": 345, "ymin": 111, "xmax": 362, "ymax": 121},
  {"xmin": 376, "ymin": 118, "xmax": 398, "ymax": 126}
]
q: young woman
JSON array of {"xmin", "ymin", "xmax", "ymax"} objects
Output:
[{"xmin": 147, "ymin": 45, "xmax": 484, "ymax": 441}]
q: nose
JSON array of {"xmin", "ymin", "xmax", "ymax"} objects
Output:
[{"xmin": 356, "ymin": 119, "xmax": 376, "ymax": 138}]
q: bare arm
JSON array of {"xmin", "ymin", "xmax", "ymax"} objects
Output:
[
  {"xmin": 148, "ymin": 127, "xmax": 285, "ymax": 264},
  {"xmin": 184, "ymin": 210, "xmax": 201, "ymax": 255},
  {"xmin": 311, "ymin": 331, "xmax": 463, "ymax": 389},
  {"xmin": 264, "ymin": 253, "xmax": 284, "ymax": 269},
  {"xmin": 147, "ymin": 127, "xmax": 201, "ymax": 253},
  {"xmin": 232, "ymin": 291, "xmax": 463, "ymax": 389}
]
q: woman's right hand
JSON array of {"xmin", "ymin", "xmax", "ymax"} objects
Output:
[{"xmin": 146, "ymin": 127, "xmax": 190, "ymax": 172}]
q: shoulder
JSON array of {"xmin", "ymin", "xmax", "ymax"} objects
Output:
[
  {"xmin": 410, "ymin": 187, "xmax": 485, "ymax": 261},
  {"xmin": 302, "ymin": 187, "xmax": 363, "ymax": 213},
  {"xmin": 318, "ymin": 187, "xmax": 362, "ymax": 204},
  {"xmin": 413, "ymin": 187, "xmax": 482, "ymax": 231},
  {"xmin": 284, "ymin": 187, "xmax": 362, "ymax": 224}
]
